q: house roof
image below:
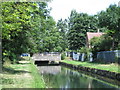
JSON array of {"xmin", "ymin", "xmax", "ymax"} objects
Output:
[{"xmin": 87, "ymin": 32, "xmax": 104, "ymax": 41}]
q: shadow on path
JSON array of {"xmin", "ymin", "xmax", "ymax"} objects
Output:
[{"xmin": 2, "ymin": 67, "xmax": 31, "ymax": 74}]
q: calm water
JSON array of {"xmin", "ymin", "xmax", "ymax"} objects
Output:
[{"xmin": 38, "ymin": 65, "xmax": 120, "ymax": 89}]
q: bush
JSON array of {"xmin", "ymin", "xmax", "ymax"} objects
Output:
[
  {"xmin": 61, "ymin": 53, "xmax": 66, "ymax": 60},
  {"xmin": 90, "ymin": 34, "xmax": 113, "ymax": 60},
  {"xmin": 90, "ymin": 34, "xmax": 113, "ymax": 52}
]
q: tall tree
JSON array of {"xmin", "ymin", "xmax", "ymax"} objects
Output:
[
  {"xmin": 68, "ymin": 10, "xmax": 98, "ymax": 50},
  {"xmin": 2, "ymin": 2, "xmax": 55, "ymax": 60},
  {"xmin": 57, "ymin": 19, "xmax": 68, "ymax": 51},
  {"xmin": 98, "ymin": 4, "xmax": 120, "ymax": 50},
  {"xmin": 2, "ymin": 2, "xmax": 37, "ymax": 59}
]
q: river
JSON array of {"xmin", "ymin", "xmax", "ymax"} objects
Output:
[{"xmin": 37, "ymin": 64, "xmax": 120, "ymax": 89}]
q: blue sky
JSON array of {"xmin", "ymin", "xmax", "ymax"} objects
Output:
[{"xmin": 48, "ymin": 0, "xmax": 120, "ymax": 22}]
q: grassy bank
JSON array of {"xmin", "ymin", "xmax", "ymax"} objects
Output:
[
  {"xmin": 1, "ymin": 57, "xmax": 45, "ymax": 89},
  {"xmin": 61, "ymin": 60, "xmax": 120, "ymax": 73}
]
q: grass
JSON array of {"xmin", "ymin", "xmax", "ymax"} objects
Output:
[
  {"xmin": 61, "ymin": 59, "xmax": 120, "ymax": 73},
  {"xmin": 30, "ymin": 60, "xmax": 45, "ymax": 88},
  {"xmin": 1, "ymin": 57, "xmax": 45, "ymax": 88}
]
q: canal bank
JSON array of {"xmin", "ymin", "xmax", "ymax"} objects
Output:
[
  {"xmin": 60, "ymin": 60, "xmax": 120, "ymax": 81},
  {"xmin": 1, "ymin": 58, "xmax": 45, "ymax": 88}
]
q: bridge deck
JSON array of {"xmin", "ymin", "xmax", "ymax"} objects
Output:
[{"xmin": 32, "ymin": 53, "xmax": 61, "ymax": 61}]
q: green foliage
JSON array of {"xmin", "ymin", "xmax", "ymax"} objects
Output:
[
  {"xmin": 2, "ymin": 2, "xmax": 64, "ymax": 62},
  {"xmin": 79, "ymin": 47, "xmax": 90, "ymax": 61},
  {"xmin": 68, "ymin": 10, "xmax": 98, "ymax": 50},
  {"xmin": 3, "ymin": 57, "xmax": 11, "ymax": 67},
  {"xmin": 61, "ymin": 52, "xmax": 66, "ymax": 60},
  {"xmin": 67, "ymin": 4, "xmax": 120, "ymax": 51},
  {"xmin": 2, "ymin": 2, "xmax": 39, "ymax": 60},
  {"xmin": 98, "ymin": 4, "xmax": 120, "ymax": 50},
  {"xmin": 90, "ymin": 34, "xmax": 113, "ymax": 60},
  {"xmin": 57, "ymin": 19, "xmax": 68, "ymax": 51},
  {"xmin": 79, "ymin": 47, "xmax": 90, "ymax": 53},
  {"xmin": 31, "ymin": 6, "xmax": 63, "ymax": 52},
  {"xmin": 2, "ymin": 2, "xmax": 120, "ymax": 64},
  {"xmin": 90, "ymin": 34, "xmax": 113, "ymax": 52},
  {"xmin": 86, "ymin": 4, "xmax": 120, "ymax": 60}
]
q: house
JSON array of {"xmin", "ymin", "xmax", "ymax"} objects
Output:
[{"xmin": 86, "ymin": 31, "xmax": 104, "ymax": 48}]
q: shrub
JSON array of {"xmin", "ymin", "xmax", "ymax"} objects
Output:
[
  {"xmin": 61, "ymin": 53, "xmax": 66, "ymax": 60},
  {"xmin": 90, "ymin": 34, "xmax": 113, "ymax": 61},
  {"xmin": 90, "ymin": 34, "xmax": 113, "ymax": 52}
]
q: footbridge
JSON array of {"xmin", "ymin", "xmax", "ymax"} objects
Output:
[{"xmin": 32, "ymin": 52, "xmax": 61, "ymax": 61}]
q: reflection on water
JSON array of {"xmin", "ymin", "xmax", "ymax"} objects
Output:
[
  {"xmin": 38, "ymin": 66, "xmax": 61, "ymax": 75},
  {"xmin": 38, "ymin": 65, "xmax": 119, "ymax": 89}
]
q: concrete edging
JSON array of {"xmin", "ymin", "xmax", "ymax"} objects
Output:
[{"xmin": 60, "ymin": 62, "xmax": 120, "ymax": 81}]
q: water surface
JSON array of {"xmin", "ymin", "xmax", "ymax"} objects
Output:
[{"xmin": 38, "ymin": 65, "xmax": 119, "ymax": 89}]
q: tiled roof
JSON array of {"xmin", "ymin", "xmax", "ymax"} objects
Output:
[{"xmin": 87, "ymin": 32, "xmax": 104, "ymax": 41}]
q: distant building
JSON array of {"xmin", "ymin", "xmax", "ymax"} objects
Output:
[{"xmin": 86, "ymin": 32, "xmax": 104, "ymax": 48}]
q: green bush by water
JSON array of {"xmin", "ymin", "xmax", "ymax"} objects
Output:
[{"xmin": 61, "ymin": 53, "xmax": 66, "ymax": 60}]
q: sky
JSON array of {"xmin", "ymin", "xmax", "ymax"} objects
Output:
[{"xmin": 48, "ymin": 0, "xmax": 120, "ymax": 22}]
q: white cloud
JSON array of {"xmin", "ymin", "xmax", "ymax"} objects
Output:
[{"xmin": 48, "ymin": 0, "xmax": 119, "ymax": 22}]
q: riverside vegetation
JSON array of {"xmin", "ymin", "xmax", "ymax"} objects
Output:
[
  {"xmin": 1, "ymin": 1, "xmax": 120, "ymax": 88},
  {"xmin": 61, "ymin": 59, "xmax": 120, "ymax": 73},
  {"xmin": 2, "ymin": 2, "xmax": 120, "ymax": 63}
]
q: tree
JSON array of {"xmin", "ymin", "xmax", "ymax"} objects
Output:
[
  {"xmin": 98, "ymin": 4, "xmax": 120, "ymax": 50},
  {"xmin": 68, "ymin": 10, "xmax": 98, "ymax": 51},
  {"xmin": 57, "ymin": 19, "xmax": 68, "ymax": 51},
  {"xmin": 2, "ymin": 2, "xmax": 55, "ymax": 61},
  {"xmin": 2, "ymin": 2, "xmax": 37, "ymax": 60}
]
